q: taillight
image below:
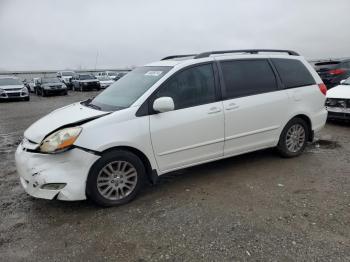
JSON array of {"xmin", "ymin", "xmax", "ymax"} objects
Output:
[
  {"xmin": 328, "ymin": 69, "xmax": 345, "ymax": 75},
  {"xmin": 318, "ymin": 83, "xmax": 327, "ymax": 95}
]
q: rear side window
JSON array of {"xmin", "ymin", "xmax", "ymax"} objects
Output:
[
  {"xmin": 220, "ymin": 59, "xmax": 277, "ymax": 99},
  {"xmin": 154, "ymin": 64, "xmax": 216, "ymax": 110},
  {"xmin": 272, "ymin": 58, "xmax": 315, "ymax": 88}
]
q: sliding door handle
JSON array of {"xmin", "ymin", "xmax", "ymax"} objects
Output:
[{"xmin": 225, "ymin": 103, "xmax": 239, "ymax": 110}]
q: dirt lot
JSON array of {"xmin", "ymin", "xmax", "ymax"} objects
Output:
[{"xmin": 0, "ymin": 91, "xmax": 349, "ymax": 261}]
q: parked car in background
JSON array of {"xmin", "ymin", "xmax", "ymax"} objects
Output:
[
  {"xmin": 96, "ymin": 71, "xmax": 120, "ymax": 80},
  {"xmin": 313, "ymin": 58, "xmax": 350, "ymax": 89},
  {"xmin": 23, "ymin": 79, "xmax": 35, "ymax": 93},
  {"xmin": 326, "ymin": 77, "xmax": 350, "ymax": 120},
  {"xmin": 72, "ymin": 74, "xmax": 101, "ymax": 91},
  {"xmin": 114, "ymin": 72, "xmax": 128, "ymax": 81},
  {"xmin": 98, "ymin": 76, "xmax": 114, "ymax": 89},
  {"xmin": 57, "ymin": 71, "xmax": 75, "ymax": 89},
  {"xmin": 0, "ymin": 76, "xmax": 29, "ymax": 101},
  {"xmin": 36, "ymin": 77, "xmax": 67, "ymax": 96},
  {"xmin": 15, "ymin": 49, "xmax": 327, "ymax": 206}
]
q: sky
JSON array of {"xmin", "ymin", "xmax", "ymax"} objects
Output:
[{"xmin": 0, "ymin": 0, "xmax": 349, "ymax": 71}]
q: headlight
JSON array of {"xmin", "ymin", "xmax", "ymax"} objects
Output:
[
  {"xmin": 39, "ymin": 127, "xmax": 82, "ymax": 153},
  {"xmin": 0, "ymin": 88, "xmax": 4, "ymax": 94},
  {"xmin": 83, "ymin": 82, "xmax": 88, "ymax": 86}
]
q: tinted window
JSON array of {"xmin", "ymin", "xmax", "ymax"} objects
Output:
[
  {"xmin": 154, "ymin": 64, "xmax": 216, "ymax": 110},
  {"xmin": 272, "ymin": 58, "xmax": 315, "ymax": 88},
  {"xmin": 220, "ymin": 60, "xmax": 277, "ymax": 99}
]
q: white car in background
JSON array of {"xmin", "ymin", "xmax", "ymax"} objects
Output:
[
  {"xmin": 57, "ymin": 71, "xmax": 75, "ymax": 89},
  {"xmin": 15, "ymin": 49, "xmax": 327, "ymax": 206},
  {"xmin": 96, "ymin": 71, "xmax": 119, "ymax": 80},
  {"xmin": 0, "ymin": 76, "xmax": 30, "ymax": 101},
  {"xmin": 98, "ymin": 76, "xmax": 114, "ymax": 89},
  {"xmin": 326, "ymin": 77, "xmax": 350, "ymax": 120}
]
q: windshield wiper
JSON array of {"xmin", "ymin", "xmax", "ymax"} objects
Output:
[{"xmin": 81, "ymin": 98, "xmax": 101, "ymax": 110}]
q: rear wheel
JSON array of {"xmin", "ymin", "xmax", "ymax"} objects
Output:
[
  {"xmin": 86, "ymin": 150, "xmax": 146, "ymax": 207},
  {"xmin": 277, "ymin": 118, "xmax": 309, "ymax": 158}
]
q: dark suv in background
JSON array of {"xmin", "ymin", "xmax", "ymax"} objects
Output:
[{"xmin": 312, "ymin": 58, "xmax": 350, "ymax": 89}]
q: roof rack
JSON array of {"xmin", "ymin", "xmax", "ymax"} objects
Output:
[
  {"xmin": 161, "ymin": 54, "xmax": 197, "ymax": 61},
  {"xmin": 194, "ymin": 49, "xmax": 299, "ymax": 59}
]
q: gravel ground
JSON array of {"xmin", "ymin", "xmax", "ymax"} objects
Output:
[{"xmin": 0, "ymin": 91, "xmax": 349, "ymax": 261}]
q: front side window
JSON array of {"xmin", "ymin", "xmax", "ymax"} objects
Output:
[
  {"xmin": 220, "ymin": 59, "xmax": 277, "ymax": 99},
  {"xmin": 272, "ymin": 58, "xmax": 315, "ymax": 88},
  {"xmin": 154, "ymin": 64, "xmax": 216, "ymax": 110}
]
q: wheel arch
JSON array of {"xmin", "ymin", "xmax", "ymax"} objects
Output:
[
  {"xmin": 100, "ymin": 146, "xmax": 157, "ymax": 184},
  {"xmin": 286, "ymin": 114, "xmax": 313, "ymax": 142}
]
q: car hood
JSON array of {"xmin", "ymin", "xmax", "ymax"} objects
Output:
[
  {"xmin": 0, "ymin": 84, "xmax": 23, "ymax": 90},
  {"xmin": 24, "ymin": 102, "xmax": 109, "ymax": 143},
  {"xmin": 327, "ymin": 85, "xmax": 350, "ymax": 99}
]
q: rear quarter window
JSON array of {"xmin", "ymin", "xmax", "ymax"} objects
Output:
[{"xmin": 272, "ymin": 58, "xmax": 315, "ymax": 88}]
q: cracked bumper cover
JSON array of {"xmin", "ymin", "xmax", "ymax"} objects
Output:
[{"xmin": 15, "ymin": 144, "xmax": 100, "ymax": 201}]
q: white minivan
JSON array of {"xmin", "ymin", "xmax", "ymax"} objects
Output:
[{"xmin": 15, "ymin": 49, "xmax": 328, "ymax": 206}]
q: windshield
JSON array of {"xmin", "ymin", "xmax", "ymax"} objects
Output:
[
  {"xmin": 80, "ymin": 74, "xmax": 96, "ymax": 80},
  {"xmin": 87, "ymin": 66, "xmax": 172, "ymax": 111},
  {"xmin": 0, "ymin": 78, "xmax": 22, "ymax": 86},
  {"xmin": 42, "ymin": 78, "xmax": 61, "ymax": 84},
  {"xmin": 62, "ymin": 71, "xmax": 74, "ymax": 76}
]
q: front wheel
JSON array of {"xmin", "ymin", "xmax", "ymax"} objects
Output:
[
  {"xmin": 86, "ymin": 150, "xmax": 146, "ymax": 206},
  {"xmin": 277, "ymin": 118, "xmax": 309, "ymax": 158}
]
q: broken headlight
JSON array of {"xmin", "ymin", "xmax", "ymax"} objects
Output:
[{"xmin": 39, "ymin": 127, "xmax": 82, "ymax": 153}]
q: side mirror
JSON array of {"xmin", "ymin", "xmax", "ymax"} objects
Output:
[
  {"xmin": 340, "ymin": 79, "xmax": 346, "ymax": 84},
  {"xmin": 153, "ymin": 97, "xmax": 175, "ymax": 113}
]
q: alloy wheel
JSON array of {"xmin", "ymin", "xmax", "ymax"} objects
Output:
[
  {"xmin": 96, "ymin": 161, "xmax": 138, "ymax": 200},
  {"xmin": 285, "ymin": 124, "xmax": 306, "ymax": 153}
]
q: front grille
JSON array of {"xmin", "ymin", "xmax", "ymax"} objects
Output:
[
  {"xmin": 49, "ymin": 85, "xmax": 61, "ymax": 88},
  {"xmin": 328, "ymin": 111, "xmax": 350, "ymax": 120},
  {"xmin": 7, "ymin": 92, "xmax": 21, "ymax": 97},
  {"xmin": 4, "ymin": 88, "xmax": 22, "ymax": 91}
]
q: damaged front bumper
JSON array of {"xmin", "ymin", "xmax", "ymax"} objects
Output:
[{"xmin": 15, "ymin": 143, "xmax": 100, "ymax": 201}]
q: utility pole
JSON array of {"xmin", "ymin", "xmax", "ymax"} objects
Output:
[{"xmin": 94, "ymin": 50, "xmax": 99, "ymax": 70}]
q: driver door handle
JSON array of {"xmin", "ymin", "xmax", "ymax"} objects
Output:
[{"xmin": 208, "ymin": 106, "xmax": 222, "ymax": 114}]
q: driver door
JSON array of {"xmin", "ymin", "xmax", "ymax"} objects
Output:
[{"xmin": 149, "ymin": 63, "xmax": 225, "ymax": 172}]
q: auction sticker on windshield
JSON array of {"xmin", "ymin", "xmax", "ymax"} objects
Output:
[{"xmin": 145, "ymin": 71, "xmax": 163, "ymax": 76}]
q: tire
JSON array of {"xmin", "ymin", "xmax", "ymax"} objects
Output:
[
  {"xmin": 86, "ymin": 150, "xmax": 146, "ymax": 207},
  {"xmin": 63, "ymin": 90, "xmax": 68, "ymax": 96},
  {"xmin": 24, "ymin": 96, "xmax": 30, "ymax": 101},
  {"xmin": 42, "ymin": 89, "xmax": 46, "ymax": 97},
  {"xmin": 277, "ymin": 118, "xmax": 309, "ymax": 158}
]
